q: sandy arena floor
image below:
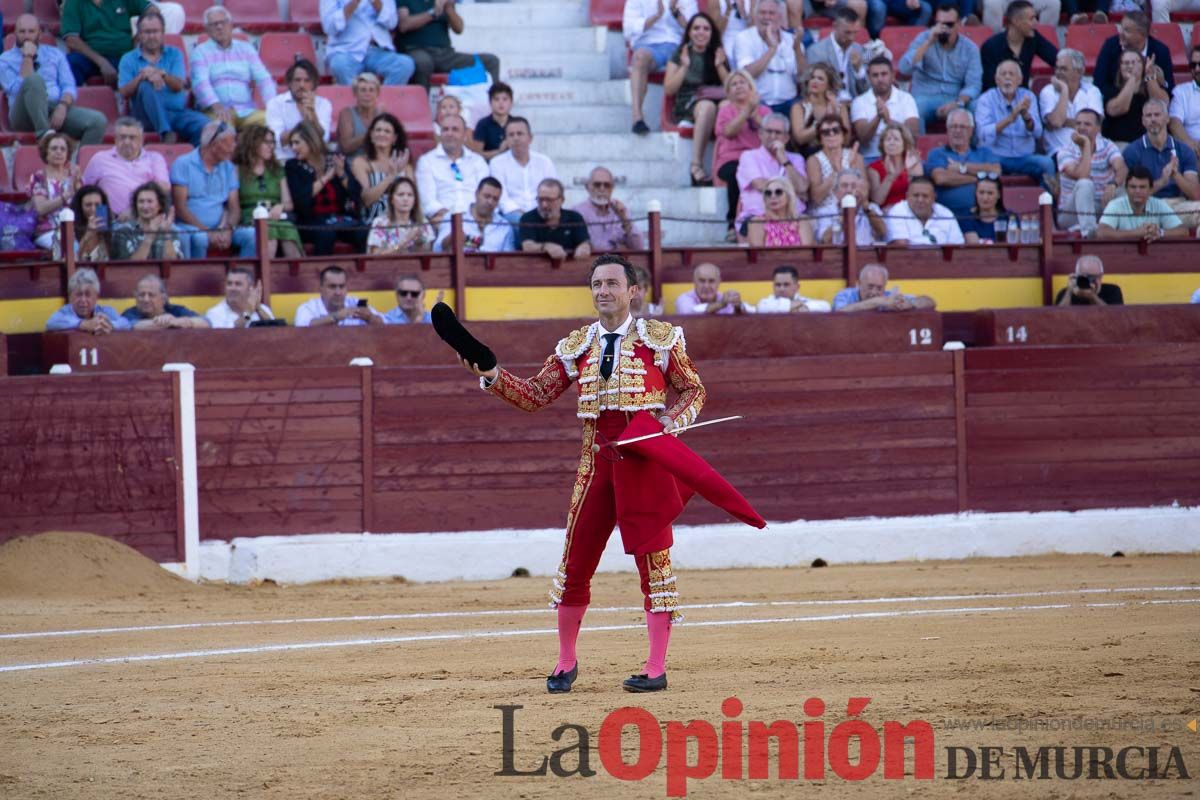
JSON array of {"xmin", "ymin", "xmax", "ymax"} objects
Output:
[{"xmin": 0, "ymin": 533, "xmax": 1197, "ymax": 799}]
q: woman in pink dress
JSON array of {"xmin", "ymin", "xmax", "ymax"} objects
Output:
[{"xmin": 747, "ymin": 177, "xmax": 815, "ymax": 247}]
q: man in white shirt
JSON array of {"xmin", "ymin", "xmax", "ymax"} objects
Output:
[
  {"xmin": 266, "ymin": 60, "xmax": 333, "ymax": 160},
  {"xmin": 488, "ymin": 116, "xmax": 558, "ymax": 223},
  {"xmin": 756, "ymin": 265, "xmax": 832, "ymax": 312},
  {"xmin": 320, "ymin": 0, "xmax": 414, "ymax": 86},
  {"xmin": 1169, "ymin": 45, "xmax": 1200, "ymax": 159},
  {"xmin": 204, "ymin": 268, "xmax": 276, "ymax": 328},
  {"xmin": 434, "ymin": 176, "xmax": 514, "ymax": 252},
  {"xmin": 735, "ymin": 0, "xmax": 804, "ymax": 114},
  {"xmin": 416, "ymin": 113, "xmax": 490, "ymax": 220},
  {"xmin": 294, "ymin": 266, "xmax": 385, "ymax": 327},
  {"xmin": 851, "ymin": 56, "xmax": 919, "ymax": 162},
  {"xmin": 815, "ymin": 169, "xmax": 887, "ymax": 244},
  {"xmin": 622, "ymin": 0, "xmax": 697, "ymax": 134},
  {"xmin": 1040, "ymin": 48, "xmax": 1103, "ymax": 157},
  {"xmin": 885, "ymin": 176, "xmax": 964, "ymax": 245}
]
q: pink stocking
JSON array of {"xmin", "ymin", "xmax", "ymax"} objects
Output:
[
  {"xmin": 555, "ymin": 604, "xmax": 587, "ymax": 674},
  {"xmin": 643, "ymin": 610, "xmax": 672, "ymax": 678}
]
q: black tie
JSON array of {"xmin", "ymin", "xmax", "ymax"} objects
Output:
[{"xmin": 600, "ymin": 333, "xmax": 619, "ymax": 380}]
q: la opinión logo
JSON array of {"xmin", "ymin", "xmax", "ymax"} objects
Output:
[{"xmin": 496, "ymin": 697, "xmax": 936, "ymax": 797}]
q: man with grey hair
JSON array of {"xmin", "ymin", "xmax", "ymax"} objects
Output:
[
  {"xmin": 191, "ymin": 6, "xmax": 275, "ymax": 129},
  {"xmin": 572, "ymin": 166, "xmax": 644, "ymax": 252},
  {"xmin": 1121, "ymin": 98, "xmax": 1200, "ymax": 230},
  {"xmin": 926, "ymin": 107, "xmax": 1002, "ymax": 222},
  {"xmin": 1055, "ymin": 255, "xmax": 1123, "ymax": 306},
  {"xmin": 675, "ymin": 262, "xmax": 753, "ymax": 314},
  {"xmin": 46, "ymin": 268, "xmax": 132, "ymax": 333},
  {"xmin": 81, "ymin": 117, "xmax": 170, "ymax": 217},
  {"xmin": 736, "ymin": 111, "xmax": 808, "ymax": 229},
  {"xmin": 121, "ymin": 274, "xmax": 210, "ymax": 329},
  {"xmin": 832, "ymin": 263, "xmax": 936, "ymax": 312},
  {"xmin": 171, "ymin": 119, "xmax": 256, "ymax": 257},
  {"xmin": 517, "ymin": 178, "xmax": 592, "ymax": 261},
  {"xmin": 735, "ymin": 0, "xmax": 805, "ymax": 115},
  {"xmin": 815, "ymin": 168, "xmax": 886, "ymax": 245},
  {"xmin": 1040, "ymin": 48, "xmax": 1102, "ymax": 157}
]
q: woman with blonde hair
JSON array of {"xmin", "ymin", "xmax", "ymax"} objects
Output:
[
  {"xmin": 867, "ymin": 122, "xmax": 924, "ymax": 210},
  {"xmin": 790, "ymin": 63, "xmax": 849, "ymax": 157},
  {"xmin": 336, "ymin": 72, "xmax": 383, "ymax": 157},
  {"xmin": 713, "ymin": 68, "xmax": 771, "ymax": 240},
  {"xmin": 747, "ymin": 176, "xmax": 815, "ymax": 247}
]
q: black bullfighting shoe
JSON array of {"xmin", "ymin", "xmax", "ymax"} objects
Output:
[
  {"xmin": 622, "ymin": 673, "xmax": 667, "ymax": 692},
  {"xmin": 546, "ymin": 663, "xmax": 578, "ymax": 694}
]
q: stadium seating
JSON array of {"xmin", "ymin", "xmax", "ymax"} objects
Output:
[
  {"xmin": 146, "ymin": 143, "xmax": 195, "ymax": 168},
  {"xmin": 0, "ymin": 0, "xmax": 21, "ymax": 33},
  {"xmin": 259, "ymin": 32, "xmax": 321, "ymax": 80},
  {"xmin": 75, "ymin": 86, "xmax": 120, "ymax": 139},
  {"xmin": 660, "ymin": 94, "xmax": 693, "ymax": 139},
  {"xmin": 317, "ymin": 85, "xmax": 435, "ymax": 139},
  {"xmin": 173, "ymin": 0, "xmax": 211, "ymax": 32},
  {"xmin": 76, "ymin": 144, "xmax": 105, "ymax": 175},
  {"xmin": 165, "ymin": 34, "xmax": 189, "ymax": 72},
  {"xmin": 880, "ymin": 26, "xmax": 923, "ymax": 75},
  {"xmin": 223, "ymin": 0, "xmax": 292, "ymax": 32},
  {"xmin": 30, "ymin": 0, "xmax": 60, "ymax": 32},
  {"xmin": 289, "ymin": 0, "xmax": 322, "ymax": 29},
  {"xmin": 589, "ymin": 0, "xmax": 623, "ymax": 30},
  {"xmin": 12, "ymin": 145, "xmax": 45, "ymax": 192},
  {"xmin": 3, "ymin": 30, "xmax": 57, "ymax": 49},
  {"xmin": 916, "ymin": 133, "xmax": 947, "ymax": 159},
  {"xmin": 1149, "ymin": 23, "xmax": 1187, "ymax": 72},
  {"xmin": 1002, "ymin": 184, "xmax": 1043, "ymax": 214},
  {"xmin": 1063, "ymin": 23, "xmax": 1116, "ymax": 71},
  {"xmin": 0, "ymin": 152, "xmax": 9, "ymax": 192}
]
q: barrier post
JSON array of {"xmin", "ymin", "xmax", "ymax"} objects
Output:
[
  {"xmin": 841, "ymin": 194, "xmax": 859, "ymax": 288},
  {"xmin": 451, "ymin": 212, "xmax": 466, "ymax": 319},
  {"xmin": 59, "ymin": 208, "xmax": 77, "ymax": 293},
  {"xmin": 647, "ymin": 200, "xmax": 663, "ymax": 307},
  {"xmin": 253, "ymin": 209, "xmax": 273, "ymax": 305},
  {"xmin": 1038, "ymin": 192, "xmax": 1054, "ymax": 306},
  {"xmin": 163, "ymin": 363, "xmax": 199, "ymax": 580},
  {"xmin": 350, "ymin": 357, "xmax": 375, "ymax": 532}
]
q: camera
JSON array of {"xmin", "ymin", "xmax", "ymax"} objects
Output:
[
  {"xmin": 1074, "ymin": 274, "xmax": 1091, "ymax": 290},
  {"xmin": 357, "ymin": 299, "xmax": 368, "ymax": 308}
]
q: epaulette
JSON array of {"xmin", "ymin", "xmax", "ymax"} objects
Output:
[
  {"xmin": 637, "ymin": 318, "xmax": 684, "ymax": 352},
  {"xmin": 555, "ymin": 322, "xmax": 597, "ymax": 378}
]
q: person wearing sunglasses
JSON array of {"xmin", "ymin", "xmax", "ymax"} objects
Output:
[
  {"xmin": 1168, "ymin": 45, "xmax": 1200, "ymax": 161},
  {"xmin": 735, "ymin": 111, "xmax": 808, "ymax": 234},
  {"xmin": 747, "ymin": 177, "xmax": 815, "ymax": 246},
  {"xmin": 384, "ymin": 274, "xmax": 441, "ymax": 324},
  {"xmin": 806, "ymin": 114, "xmax": 864, "ymax": 230},
  {"xmin": 572, "ymin": 166, "xmax": 644, "ymax": 252}
]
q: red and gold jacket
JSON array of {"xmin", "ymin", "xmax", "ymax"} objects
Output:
[{"xmin": 484, "ymin": 317, "xmax": 705, "ymax": 428}]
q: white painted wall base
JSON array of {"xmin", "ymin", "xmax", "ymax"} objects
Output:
[{"xmin": 184, "ymin": 507, "xmax": 1200, "ymax": 585}]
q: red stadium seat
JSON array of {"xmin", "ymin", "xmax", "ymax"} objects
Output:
[
  {"xmin": 1063, "ymin": 23, "xmax": 1116, "ymax": 71},
  {"xmin": 30, "ymin": 0, "xmax": 60, "ymax": 31},
  {"xmin": 0, "ymin": 0, "xmax": 23, "ymax": 32},
  {"xmin": 1149, "ymin": 23, "xmax": 1186, "ymax": 72},
  {"xmin": 660, "ymin": 93, "xmax": 693, "ymax": 139},
  {"xmin": 880, "ymin": 26, "xmax": 923, "ymax": 76},
  {"xmin": 1002, "ymin": 185, "xmax": 1043, "ymax": 214},
  {"xmin": 1030, "ymin": 74, "xmax": 1051, "ymax": 95},
  {"xmin": 222, "ymin": 0, "xmax": 290, "ymax": 31},
  {"xmin": 288, "ymin": 0, "xmax": 321, "ymax": 28},
  {"xmin": 1192, "ymin": 22, "xmax": 1200, "ymax": 48},
  {"xmin": 916, "ymin": 133, "xmax": 947, "ymax": 159},
  {"xmin": 173, "ymin": 0, "xmax": 211, "ymax": 32},
  {"xmin": 76, "ymin": 144, "xmax": 105, "ymax": 174},
  {"xmin": 589, "ymin": 0, "xmax": 623, "ymax": 30},
  {"xmin": 379, "ymin": 86, "xmax": 434, "ymax": 139},
  {"xmin": 12, "ymin": 145, "xmax": 45, "ymax": 192},
  {"xmin": 74, "ymin": 86, "xmax": 120, "ymax": 137},
  {"xmin": 259, "ymin": 32, "xmax": 320, "ymax": 80},
  {"xmin": 960, "ymin": 25, "xmax": 992, "ymax": 50},
  {"xmin": 0, "ymin": 150, "xmax": 10, "ymax": 191},
  {"xmin": 164, "ymin": 34, "xmax": 189, "ymax": 73},
  {"xmin": 146, "ymin": 143, "xmax": 194, "ymax": 168}
]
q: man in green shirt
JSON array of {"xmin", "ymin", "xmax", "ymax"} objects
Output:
[
  {"xmin": 1097, "ymin": 165, "xmax": 1188, "ymax": 242},
  {"xmin": 62, "ymin": 0, "xmax": 152, "ymax": 86},
  {"xmin": 393, "ymin": 0, "xmax": 499, "ymax": 90}
]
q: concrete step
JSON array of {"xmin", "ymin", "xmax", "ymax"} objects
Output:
[
  {"xmin": 557, "ymin": 158, "xmax": 688, "ymax": 188},
  {"xmin": 458, "ymin": 2, "xmax": 587, "ymax": 29},
  {"xmin": 524, "ymin": 105, "xmax": 636, "ymax": 134},
  {"xmin": 506, "ymin": 79, "xmax": 630, "ymax": 107},
  {"xmin": 500, "ymin": 53, "xmax": 610, "ymax": 82},
  {"xmin": 539, "ymin": 132, "xmax": 681, "ymax": 162},
  {"xmin": 452, "ymin": 26, "xmax": 606, "ymax": 55}
]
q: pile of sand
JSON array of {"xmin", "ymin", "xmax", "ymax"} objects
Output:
[{"xmin": 0, "ymin": 532, "xmax": 199, "ymax": 600}]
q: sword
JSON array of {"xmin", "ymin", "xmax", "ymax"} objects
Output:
[{"xmin": 613, "ymin": 415, "xmax": 744, "ymax": 447}]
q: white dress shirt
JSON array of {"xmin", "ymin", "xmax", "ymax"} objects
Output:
[
  {"xmin": 850, "ymin": 87, "xmax": 919, "ymax": 158},
  {"xmin": 735, "ymin": 27, "xmax": 799, "ymax": 107},
  {"xmin": 415, "ymin": 144, "xmax": 490, "ymax": 218},
  {"xmin": 266, "ymin": 93, "xmax": 334, "ymax": 160},
  {"xmin": 622, "ymin": 0, "xmax": 696, "ymax": 48},
  {"xmin": 204, "ymin": 300, "xmax": 275, "ymax": 329},
  {"xmin": 321, "ymin": 0, "xmax": 398, "ymax": 61},
  {"xmin": 434, "ymin": 205, "xmax": 515, "ymax": 252},
  {"xmin": 756, "ymin": 294, "xmax": 832, "ymax": 313},
  {"xmin": 1169, "ymin": 81, "xmax": 1200, "ymax": 146},
  {"xmin": 1038, "ymin": 81, "xmax": 1104, "ymax": 156},
  {"xmin": 885, "ymin": 200, "xmax": 965, "ymax": 245},
  {"xmin": 294, "ymin": 296, "xmax": 384, "ymax": 327},
  {"xmin": 488, "ymin": 149, "xmax": 558, "ymax": 216}
]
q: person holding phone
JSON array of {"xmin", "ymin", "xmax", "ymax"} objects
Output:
[
  {"xmin": 294, "ymin": 265, "xmax": 385, "ymax": 327},
  {"xmin": 898, "ymin": 2, "xmax": 982, "ymax": 132},
  {"xmin": 1055, "ymin": 255, "xmax": 1124, "ymax": 306}
]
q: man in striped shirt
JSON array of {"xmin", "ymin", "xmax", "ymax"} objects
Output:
[
  {"xmin": 1056, "ymin": 108, "xmax": 1126, "ymax": 237},
  {"xmin": 191, "ymin": 6, "xmax": 276, "ymax": 130}
]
